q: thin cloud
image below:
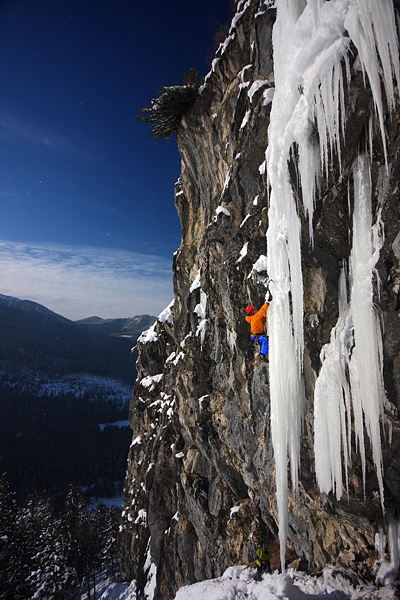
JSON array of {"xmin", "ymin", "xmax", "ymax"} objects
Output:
[
  {"xmin": 0, "ymin": 110, "xmax": 98, "ymax": 162},
  {"xmin": 0, "ymin": 240, "xmax": 174, "ymax": 320}
]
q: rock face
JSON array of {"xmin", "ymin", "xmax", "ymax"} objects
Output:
[{"xmin": 120, "ymin": 1, "xmax": 400, "ymax": 598}]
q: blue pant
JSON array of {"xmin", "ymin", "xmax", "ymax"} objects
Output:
[{"xmin": 251, "ymin": 335, "xmax": 269, "ymax": 356}]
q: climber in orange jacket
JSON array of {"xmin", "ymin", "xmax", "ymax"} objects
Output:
[{"xmin": 246, "ymin": 302, "xmax": 270, "ymax": 362}]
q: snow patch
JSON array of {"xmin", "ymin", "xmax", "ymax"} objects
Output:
[
  {"xmin": 144, "ymin": 538, "xmax": 157, "ymax": 600},
  {"xmin": 227, "ymin": 505, "xmax": 241, "ymax": 524},
  {"xmin": 240, "ymin": 110, "xmax": 251, "ymax": 129},
  {"xmin": 189, "ymin": 270, "xmax": 201, "ymax": 293},
  {"xmin": 134, "ymin": 509, "xmax": 147, "ymax": 526},
  {"xmin": 213, "ymin": 206, "xmax": 231, "ymax": 221},
  {"xmin": 240, "ymin": 214, "xmax": 251, "ymax": 227},
  {"xmin": 140, "ymin": 374, "xmax": 163, "ymax": 390},
  {"xmin": 138, "ymin": 322, "xmax": 158, "ymax": 344},
  {"xmin": 158, "ymin": 300, "xmax": 174, "ymax": 324},
  {"xmin": 194, "ymin": 289, "xmax": 208, "ymax": 346},
  {"xmin": 173, "ymin": 565, "xmax": 399, "ymax": 600},
  {"xmin": 248, "ymin": 80, "xmax": 270, "ymax": 102},
  {"xmin": 237, "ymin": 242, "xmax": 249, "ymax": 263},
  {"xmin": 263, "ymin": 87, "xmax": 275, "ymax": 105},
  {"xmin": 248, "ymin": 255, "xmax": 268, "ymax": 277}
]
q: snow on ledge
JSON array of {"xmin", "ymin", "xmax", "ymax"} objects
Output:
[
  {"xmin": 158, "ymin": 299, "xmax": 174, "ymax": 324},
  {"xmin": 190, "ymin": 269, "xmax": 201, "ymax": 293},
  {"xmin": 140, "ymin": 374, "xmax": 163, "ymax": 390},
  {"xmin": 138, "ymin": 322, "xmax": 158, "ymax": 344},
  {"xmin": 212, "ymin": 205, "xmax": 231, "ymax": 223}
]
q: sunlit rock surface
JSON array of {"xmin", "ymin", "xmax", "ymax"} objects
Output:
[{"xmin": 120, "ymin": 1, "xmax": 400, "ymax": 598}]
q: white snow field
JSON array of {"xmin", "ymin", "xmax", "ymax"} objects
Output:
[{"xmin": 83, "ymin": 565, "xmax": 399, "ymax": 600}]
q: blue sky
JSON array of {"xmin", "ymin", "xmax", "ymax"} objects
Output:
[{"xmin": 0, "ymin": 0, "xmax": 232, "ymax": 319}]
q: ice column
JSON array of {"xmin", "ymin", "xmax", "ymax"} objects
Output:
[
  {"xmin": 312, "ymin": 0, "xmax": 399, "ymax": 512},
  {"xmin": 266, "ymin": 0, "xmax": 307, "ymax": 572}
]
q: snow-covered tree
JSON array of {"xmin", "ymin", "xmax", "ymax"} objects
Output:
[
  {"xmin": 1, "ymin": 479, "xmax": 122, "ymax": 598},
  {"xmin": 25, "ymin": 493, "xmax": 74, "ymax": 599},
  {"xmin": 0, "ymin": 482, "xmax": 74, "ymax": 599},
  {"xmin": 0, "ymin": 474, "xmax": 18, "ymax": 599},
  {"xmin": 92, "ymin": 503, "xmax": 121, "ymax": 581}
]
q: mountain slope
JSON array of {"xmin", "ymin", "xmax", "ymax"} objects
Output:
[{"xmin": 0, "ymin": 293, "xmax": 136, "ymax": 384}]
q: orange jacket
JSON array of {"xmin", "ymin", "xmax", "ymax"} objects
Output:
[{"xmin": 246, "ymin": 302, "xmax": 270, "ymax": 335}]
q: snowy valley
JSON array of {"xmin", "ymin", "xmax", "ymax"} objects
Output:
[{"xmin": 0, "ymin": 293, "xmax": 152, "ymax": 498}]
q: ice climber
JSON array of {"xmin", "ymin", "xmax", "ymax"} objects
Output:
[
  {"xmin": 245, "ymin": 301, "xmax": 270, "ymax": 362},
  {"xmin": 251, "ymin": 530, "xmax": 271, "ymax": 580}
]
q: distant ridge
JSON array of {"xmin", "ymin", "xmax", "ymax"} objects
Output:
[
  {"xmin": 0, "ymin": 293, "xmax": 69, "ymax": 325},
  {"xmin": 77, "ymin": 315, "xmax": 104, "ymax": 323},
  {"xmin": 75, "ymin": 315, "xmax": 156, "ymax": 338}
]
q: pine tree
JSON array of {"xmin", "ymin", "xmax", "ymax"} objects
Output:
[
  {"xmin": 62, "ymin": 485, "xmax": 88, "ymax": 586},
  {"xmin": 0, "ymin": 474, "xmax": 18, "ymax": 599},
  {"xmin": 1, "ymin": 480, "xmax": 122, "ymax": 599},
  {"xmin": 92, "ymin": 503, "xmax": 121, "ymax": 581},
  {"xmin": 62, "ymin": 485, "xmax": 102, "ymax": 599},
  {"xmin": 25, "ymin": 493, "xmax": 74, "ymax": 599},
  {"xmin": 138, "ymin": 68, "xmax": 200, "ymax": 139}
]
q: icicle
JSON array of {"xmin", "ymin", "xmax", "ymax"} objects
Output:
[
  {"xmin": 314, "ymin": 154, "xmax": 385, "ymax": 507},
  {"xmin": 344, "ymin": 0, "xmax": 400, "ymax": 163},
  {"xmin": 388, "ymin": 519, "xmax": 400, "ymax": 572},
  {"xmin": 376, "ymin": 519, "xmax": 400, "ymax": 584},
  {"xmin": 348, "ymin": 153, "xmax": 385, "ymax": 509},
  {"xmin": 314, "ymin": 267, "xmax": 352, "ymax": 500},
  {"xmin": 266, "ymin": 0, "xmax": 307, "ymax": 573}
]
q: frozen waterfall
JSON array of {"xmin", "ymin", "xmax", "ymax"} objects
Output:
[{"xmin": 265, "ymin": 0, "xmax": 399, "ymax": 570}]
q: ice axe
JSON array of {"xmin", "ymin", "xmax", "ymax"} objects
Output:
[{"xmin": 252, "ymin": 271, "xmax": 274, "ymax": 300}]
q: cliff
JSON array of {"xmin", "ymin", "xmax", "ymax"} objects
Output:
[{"xmin": 120, "ymin": 1, "xmax": 400, "ymax": 598}]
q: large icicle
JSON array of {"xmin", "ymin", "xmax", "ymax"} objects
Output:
[
  {"xmin": 266, "ymin": 0, "xmax": 307, "ymax": 573},
  {"xmin": 344, "ymin": 0, "xmax": 400, "ymax": 161},
  {"xmin": 314, "ymin": 267, "xmax": 352, "ymax": 501},
  {"xmin": 348, "ymin": 153, "xmax": 385, "ymax": 506}
]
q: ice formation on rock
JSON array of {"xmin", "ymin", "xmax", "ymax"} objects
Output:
[{"xmin": 265, "ymin": 0, "xmax": 399, "ymax": 569}]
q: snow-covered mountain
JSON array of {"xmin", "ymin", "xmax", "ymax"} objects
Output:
[{"xmin": 0, "ymin": 292, "xmax": 70, "ymax": 324}]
